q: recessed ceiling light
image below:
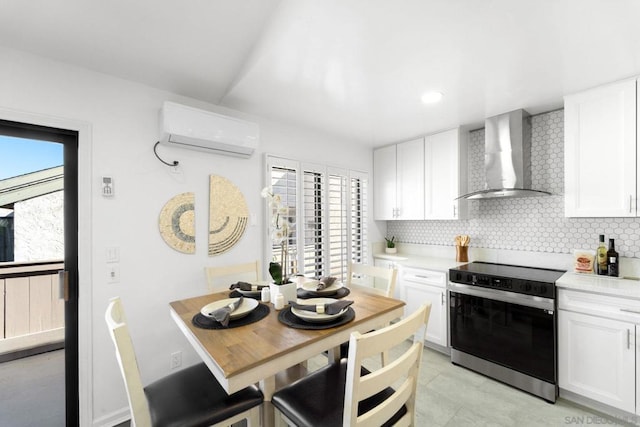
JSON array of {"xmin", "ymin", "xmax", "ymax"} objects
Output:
[{"xmin": 421, "ymin": 91, "xmax": 443, "ymax": 104}]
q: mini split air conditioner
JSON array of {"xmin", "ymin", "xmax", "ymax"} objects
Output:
[{"xmin": 159, "ymin": 101, "xmax": 259, "ymax": 158}]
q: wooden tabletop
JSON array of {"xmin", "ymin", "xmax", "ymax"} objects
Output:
[{"xmin": 169, "ymin": 286, "xmax": 405, "ymax": 393}]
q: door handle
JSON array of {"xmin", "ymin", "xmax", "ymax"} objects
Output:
[{"xmin": 58, "ymin": 270, "xmax": 69, "ymax": 302}]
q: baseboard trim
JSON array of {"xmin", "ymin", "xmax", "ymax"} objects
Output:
[{"xmin": 92, "ymin": 406, "xmax": 130, "ymax": 427}]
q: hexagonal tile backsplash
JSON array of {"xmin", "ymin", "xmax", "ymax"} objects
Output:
[{"xmin": 387, "ymin": 109, "xmax": 640, "ymax": 258}]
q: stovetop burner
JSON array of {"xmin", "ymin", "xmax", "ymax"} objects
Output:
[{"xmin": 449, "ymin": 261, "xmax": 566, "ymax": 299}]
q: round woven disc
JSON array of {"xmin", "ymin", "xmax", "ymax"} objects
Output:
[{"xmin": 159, "ymin": 192, "xmax": 195, "ymax": 254}]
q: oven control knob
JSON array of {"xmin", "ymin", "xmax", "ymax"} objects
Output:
[
  {"xmin": 524, "ymin": 282, "xmax": 532, "ymax": 292},
  {"xmin": 539, "ymin": 285, "xmax": 547, "ymax": 295}
]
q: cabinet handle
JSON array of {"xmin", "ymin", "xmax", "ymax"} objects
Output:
[
  {"xmin": 441, "ymin": 291, "xmax": 445, "ymax": 305},
  {"xmin": 628, "ymin": 329, "xmax": 631, "ymax": 350},
  {"xmin": 620, "ymin": 308, "xmax": 640, "ymax": 315},
  {"xmin": 453, "ymin": 205, "xmax": 457, "ymax": 217},
  {"xmin": 630, "ymin": 195, "xmax": 632, "ymax": 214}
]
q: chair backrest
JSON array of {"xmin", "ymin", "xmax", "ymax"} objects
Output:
[
  {"xmin": 105, "ymin": 297, "xmax": 152, "ymax": 427},
  {"xmin": 346, "ymin": 262, "xmax": 398, "ymax": 298},
  {"xmin": 343, "ymin": 303, "xmax": 431, "ymax": 426},
  {"xmin": 204, "ymin": 260, "xmax": 261, "ymax": 292}
]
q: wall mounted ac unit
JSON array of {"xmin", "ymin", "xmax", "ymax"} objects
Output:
[{"xmin": 159, "ymin": 101, "xmax": 259, "ymax": 158}]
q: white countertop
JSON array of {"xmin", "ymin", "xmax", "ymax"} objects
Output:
[
  {"xmin": 373, "ymin": 252, "xmax": 466, "ymax": 272},
  {"xmin": 556, "ymin": 271, "xmax": 640, "ymax": 299}
]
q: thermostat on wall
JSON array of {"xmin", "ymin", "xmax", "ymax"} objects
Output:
[{"xmin": 102, "ymin": 176, "xmax": 114, "ymax": 197}]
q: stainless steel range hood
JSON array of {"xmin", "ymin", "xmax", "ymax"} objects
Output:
[{"xmin": 458, "ymin": 109, "xmax": 551, "ymax": 200}]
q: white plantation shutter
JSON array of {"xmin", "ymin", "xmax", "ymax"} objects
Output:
[
  {"xmin": 328, "ymin": 169, "xmax": 348, "ymax": 280},
  {"xmin": 265, "ymin": 155, "xmax": 367, "ymax": 281},
  {"xmin": 266, "ymin": 158, "xmax": 298, "ymax": 274},
  {"xmin": 350, "ymin": 171, "xmax": 368, "ymax": 264},
  {"xmin": 302, "ymin": 165, "xmax": 325, "ymax": 277}
]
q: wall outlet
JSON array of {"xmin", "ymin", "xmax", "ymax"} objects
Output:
[{"xmin": 170, "ymin": 351, "xmax": 182, "ymax": 370}]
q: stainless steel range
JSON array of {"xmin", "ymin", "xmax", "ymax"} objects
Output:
[{"xmin": 448, "ymin": 262, "xmax": 565, "ymax": 402}]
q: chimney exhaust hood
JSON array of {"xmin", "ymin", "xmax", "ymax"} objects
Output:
[{"xmin": 458, "ymin": 109, "xmax": 551, "ymax": 200}]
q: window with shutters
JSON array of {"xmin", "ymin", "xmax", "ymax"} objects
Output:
[{"xmin": 265, "ymin": 156, "xmax": 368, "ymax": 282}]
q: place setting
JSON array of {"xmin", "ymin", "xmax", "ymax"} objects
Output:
[
  {"xmin": 228, "ymin": 281, "xmax": 271, "ymax": 299},
  {"xmin": 192, "ymin": 296, "xmax": 270, "ymax": 329},
  {"xmin": 278, "ymin": 297, "xmax": 355, "ymax": 330},
  {"xmin": 296, "ymin": 276, "xmax": 351, "ymax": 299}
]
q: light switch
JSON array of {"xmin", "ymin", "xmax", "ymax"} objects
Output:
[{"xmin": 106, "ymin": 246, "xmax": 120, "ymax": 263}]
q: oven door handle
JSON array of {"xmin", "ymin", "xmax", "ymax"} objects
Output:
[{"xmin": 448, "ymin": 282, "xmax": 555, "ymax": 311}]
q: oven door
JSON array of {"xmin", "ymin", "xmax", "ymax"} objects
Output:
[{"xmin": 449, "ymin": 282, "xmax": 556, "ymax": 383}]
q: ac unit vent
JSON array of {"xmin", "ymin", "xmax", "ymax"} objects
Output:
[{"xmin": 159, "ymin": 101, "xmax": 259, "ymax": 158}]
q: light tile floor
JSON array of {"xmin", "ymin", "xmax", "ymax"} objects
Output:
[
  {"xmin": 3, "ymin": 347, "xmax": 634, "ymax": 426},
  {"xmin": 309, "ymin": 344, "xmax": 634, "ymax": 427}
]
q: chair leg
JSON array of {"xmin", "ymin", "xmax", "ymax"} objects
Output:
[
  {"xmin": 273, "ymin": 407, "xmax": 288, "ymax": 427},
  {"xmin": 247, "ymin": 406, "xmax": 260, "ymax": 427}
]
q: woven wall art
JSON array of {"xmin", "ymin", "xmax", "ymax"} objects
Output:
[
  {"xmin": 208, "ymin": 175, "xmax": 248, "ymax": 255},
  {"xmin": 158, "ymin": 192, "xmax": 196, "ymax": 254}
]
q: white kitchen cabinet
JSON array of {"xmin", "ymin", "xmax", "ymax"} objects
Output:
[
  {"xmin": 399, "ymin": 267, "xmax": 447, "ymax": 349},
  {"xmin": 558, "ymin": 289, "xmax": 640, "ymax": 414},
  {"xmin": 424, "ymin": 128, "xmax": 468, "ymax": 220},
  {"xmin": 564, "ymin": 78, "xmax": 637, "ymax": 217},
  {"xmin": 373, "ymin": 138, "xmax": 424, "ymax": 220}
]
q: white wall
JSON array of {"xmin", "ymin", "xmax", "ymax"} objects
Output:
[{"xmin": 0, "ymin": 46, "xmax": 383, "ymax": 425}]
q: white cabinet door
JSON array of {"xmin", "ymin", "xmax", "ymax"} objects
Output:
[
  {"xmin": 564, "ymin": 78, "xmax": 637, "ymax": 217},
  {"xmin": 373, "ymin": 144, "xmax": 397, "ymax": 220},
  {"xmin": 558, "ymin": 310, "xmax": 635, "ymax": 412},
  {"xmin": 425, "ymin": 128, "xmax": 468, "ymax": 219},
  {"xmin": 402, "ymin": 281, "xmax": 447, "ymax": 347},
  {"xmin": 396, "ymin": 138, "xmax": 424, "ymax": 220}
]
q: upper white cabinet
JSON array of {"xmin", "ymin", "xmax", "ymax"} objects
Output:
[
  {"xmin": 373, "ymin": 128, "xmax": 468, "ymax": 221},
  {"xmin": 373, "ymin": 138, "xmax": 424, "ymax": 220},
  {"xmin": 564, "ymin": 78, "xmax": 637, "ymax": 217},
  {"xmin": 425, "ymin": 128, "xmax": 468, "ymax": 220}
]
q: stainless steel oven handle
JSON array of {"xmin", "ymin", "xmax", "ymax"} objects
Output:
[{"xmin": 448, "ymin": 282, "xmax": 555, "ymax": 311}]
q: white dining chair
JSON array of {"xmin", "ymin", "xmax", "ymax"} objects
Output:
[
  {"xmin": 272, "ymin": 303, "xmax": 431, "ymax": 426},
  {"xmin": 105, "ymin": 297, "xmax": 263, "ymax": 427},
  {"xmin": 347, "ymin": 262, "xmax": 398, "ymax": 298},
  {"xmin": 336, "ymin": 262, "xmax": 399, "ymax": 363},
  {"xmin": 205, "ymin": 260, "xmax": 261, "ymax": 293}
]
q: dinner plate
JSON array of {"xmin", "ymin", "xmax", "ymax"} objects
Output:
[
  {"xmin": 301, "ymin": 280, "xmax": 344, "ymax": 296},
  {"xmin": 290, "ymin": 298, "xmax": 347, "ymax": 323},
  {"xmin": 201, "ymin": 298, "xmax": 259, "ymax": 321}
]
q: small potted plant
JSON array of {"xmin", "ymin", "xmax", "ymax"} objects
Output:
[{"xmin": 385, "ymin": 236, "xmax": 397, "ymax": 254}]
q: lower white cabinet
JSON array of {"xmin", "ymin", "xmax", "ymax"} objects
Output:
[
  {"xmin": 399, "ymin": 267, "xmax": 447, "ymax": 348},
  {"xmin": 558, "ymin": 289, "xmax": 640, "ymax": 414},
  {"xmin": 558, "ymin": 310, "xmax": 635, "ymax": 413}
]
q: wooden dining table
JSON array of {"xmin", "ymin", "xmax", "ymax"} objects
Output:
[{"xmin": 169, "ymin": 285, "xmax": 405, "ymax": 426}]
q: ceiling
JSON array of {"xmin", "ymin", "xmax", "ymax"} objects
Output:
[{"xmin": 1, "ymin": 0, "xmax": 640, "ymax": 146}]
